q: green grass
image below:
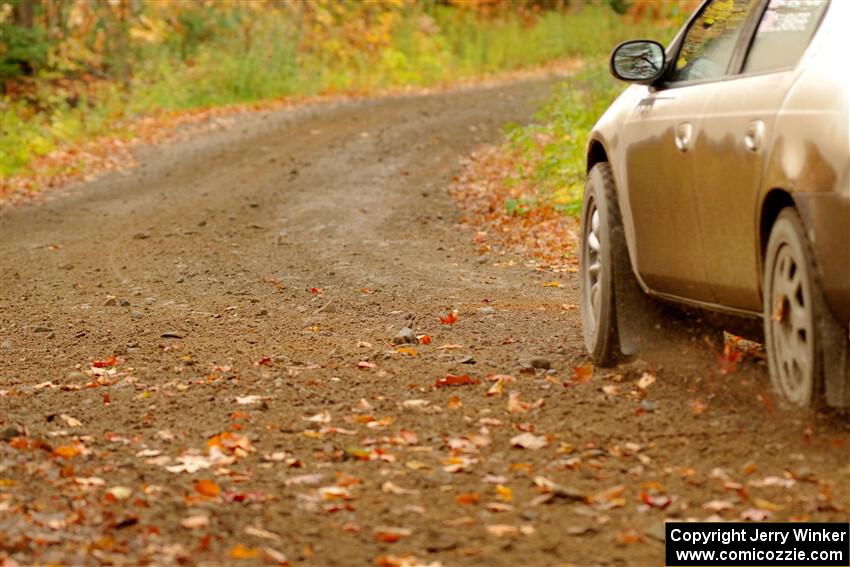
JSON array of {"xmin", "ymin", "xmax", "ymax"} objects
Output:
[
  {"xmin": 502, "ymin": 19, "xmax": 680, "ymax": 217},
  {"xmin": 1, "ymin": 5, "xmax": 674, "ymax": 182},
  {"xmin": 504, "ymin": 63, "xmax": 624, "ymax": 217}
]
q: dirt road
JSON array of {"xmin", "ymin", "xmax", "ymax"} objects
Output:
[{"xmin": 1, "ymin": 78, "xmax": 847, "ymax": 566}]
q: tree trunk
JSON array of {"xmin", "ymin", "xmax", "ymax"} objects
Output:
[{"xmin": 13, "ymin": 0, "xmax": 39, "ymax": 28}]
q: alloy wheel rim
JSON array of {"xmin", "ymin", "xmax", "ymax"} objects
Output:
[
  {"xmin": 769, "ymin": 243, "xmax": 814, "ymax": 402},
  {"xmin": 583, "ymin": 198, "xmax": 602, "ymax": 333}
]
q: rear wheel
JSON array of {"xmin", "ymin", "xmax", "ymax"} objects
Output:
[{"xmin": 763, "ymin": 209, "xmax": 828, "ymax": 407}]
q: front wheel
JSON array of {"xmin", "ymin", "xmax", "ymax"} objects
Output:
[{"xmin": 579, "ymin": 163, "xmax": 622, "ymax": 365}]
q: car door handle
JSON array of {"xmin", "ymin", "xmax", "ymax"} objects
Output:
[
  {"xmin": 744, "ymin": 120, "xmax": 765, "ymax": 152},
  {"xmin": 675, "ymin": 122, "xmax": 693, "ymax": 152}
]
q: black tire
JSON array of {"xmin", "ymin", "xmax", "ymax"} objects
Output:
[
  {"xmin": 579, "ymin": 163, "xmax": 623, "ymax": 365},
  {"xmin": 763, "ymin": 208, "xmax": 843, "ymax": 408}
]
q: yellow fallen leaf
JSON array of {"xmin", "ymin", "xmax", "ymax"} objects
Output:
[{"xmin": 496, "ymin": 485, "xmax": 513, "ymax": 502}]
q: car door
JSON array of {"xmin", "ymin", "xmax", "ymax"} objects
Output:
[
  {"xmin": 621, "ymin": 0, "xmax": 761, "ymax": 303},
  {"xmin": 692, "ymin": 0, "xmax": 831, "ymax": 311}
]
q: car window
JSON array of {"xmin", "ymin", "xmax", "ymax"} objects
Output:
[
  {"xmin": 743, "ymin": 0, "xmax": 829, "ymax": 74},
  {"xmin": 670, "ymin": 0, "xmax": 760, "ymax": 83}
]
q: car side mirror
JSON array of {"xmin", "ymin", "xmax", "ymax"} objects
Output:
[{"xmin": 610, "ymin": 40, "xmax": 665, "ymax": 84}]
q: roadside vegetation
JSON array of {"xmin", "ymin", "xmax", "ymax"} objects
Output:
[
  {"xmin": 2, "ymin": 0, "xmax": 689, "ymax": 198},
  {"xmin": 450, "ymin": 14, "xmax": 682, "ymax": 269}
]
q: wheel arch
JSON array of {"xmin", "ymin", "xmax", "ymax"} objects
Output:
[
  {"xmin": 586, "ymin": 138, "xmax": 609, "ymax": 174},
  {"xmin": 758, "ymin": 188, "xmax": 797, "ymax": 269}
]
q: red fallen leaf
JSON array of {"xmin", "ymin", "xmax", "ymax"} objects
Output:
[
  {"xmin": 92, "ymin": 356, "xmax": 119, "ymax": 368},
  {"xmin": 373, "ymin": 527, "xmax": 411, "ymax": 543},
  {"xmin": 256, "ymin": 357, "xmax": 273, "ymax": 366},
  {"xmin": 222, "ymin": 491, "xmax": 271, "ymax": 503},
  {"xmin": 103, "ymin": 393, "xmax": 111, "ymax": 405},
  {"xmin": 440, "ymin": 311, "xmax": 458, "ymax": 325},
  {"xmin": 309, "ymin": 287, "xmax": 321, "ymax": 295},
  {"xmin": 455, "ymin": 492, "xmax": 480, "ymax": 505},
  {"xmin": 434, "ymin": 374, "xmax": 479, "ymax": 388},
  {"xmin": 719, "ymin": 341, "xmax": 742, "ymax": 375},
  {"xmin": 639, "ymin": 491, "xmax": 672, "ymax": 509},
  {"xmin": 418, "ymin": 335, "xmax": 432, "ymax": 345},
  {"xmin": 195, "ymin": 479, "xmax": 221, "ymax": 498},
  {"xmin": 757, "ymin": 390, "xmax": 776, "ymax": 416}
]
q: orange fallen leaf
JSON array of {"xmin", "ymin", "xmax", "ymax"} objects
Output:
[
  {"xmin": 455, "ymin": 492, "xmax": 480, "ymax": 506},
  {"xmin": 229, "ymin": 544, "xmax": 260, "ymax": 559},
  {"xmin": 615, "ymin": 529, "xmax": 643, "ymax": 545},
  {"xmin": 54, "ymin": 445, "xmax": 82, "ymax": 459},
  {"xmin": 447, "ymin": 395, "xmax": 463, "ymax": 410},
  {"xmin": 543, "ymin": 281, "xmax": 561, "ymax": 288},
  {"xmin": 689, "ymin": 399, "xmax": 707, "ymax": 415},
  {"xmin": 195, "ymin": 479, "xmax": 221, "ymax": 498},
  {"xmin": 417, "ymin": 335, "xmax": 432, "ymax": 345},
  {"xmin": 395, "ymin": 347, "xmax": 417, "ymax": 357},
  {"xmin": 495, "ymin": 485, "xmax": 513, "ymax": 502},
  {"xmin": 572, "ymin": 364, "xmax": 593, "ymax": 384}
]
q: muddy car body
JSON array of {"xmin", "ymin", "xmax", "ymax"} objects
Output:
[{"xmin": 580, "ymin": 0, "xmax": 850, "ymax": 407}]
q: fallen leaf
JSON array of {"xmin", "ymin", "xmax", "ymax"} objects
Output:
[
  {"xmin": 395, "ymin": 347, "xmax": 418, "ymax": 357},
  {"xmin": 636, "ymin": 372, "xmax": 655, "ymax": 390},
  {"xmin": 92, "ymin": 356, "xmax": 120, "ymax": 368},
  {"xmin": 105, "ymin": 486, "xmax": 133, "ymax": 500},
  {"xmin": 373, "ymin": 527, "xmax": 411, "ymax": 543},
  {"xmin": 301, "ymin": 411, "xmax": 331, "ymax": 424},
  {"xmin": 381, "ymin": 482, "xmax": 419, "ymax": 496},
  {"xmin": 195, "ymin": 479, "xmax": 221, "ymax": 498},
  {"xmin": 753, "ymin": 498, "xmax": 782, "ymax": 512},
  {"xmin": 181, "ymin": 515, "xmax": 209, "ymax": 529},
  {"xmin": 510, "ymin": 433, "xmax": 548, "ymax": 450},
  {"xmin": 689, "ymin": 400, "xmax": 707, "ymax": 415},
  {"xmin": 703, "ymin": 499, "xmax": 734, "ymax": 512},
  {"xmin": 244, "ymin": 526, "xmax": 281, "ymax": 542},
  {"xmin": 486, "ymin": 524, "xmax": 518, "ymax": 537},
  {"xmin": 741, "ymin": 508, "xmax": 771, "ymax": 521},
  {"xmin": 59, "ymin": 414, "xmax": 82, "ymax": 427},
  {"xmin": 417, "ymin": 335, "xmax": 432, "ymax": 345},
  {"xmin": 229, "ymin": 544, "xmax": 261, "ymax": 559},
  {"xmin": 720, "ymin": 341, "xmax": 742, "ymax": 375},
  {"xmin": 543, "ymin": 281, "xmax": 561, "ymax": 287},
  {"xmin": 434, "ymin": 374, "xmax": 479, "ymax": 388},
  {"xmin": 495, "ymin": 485, "xmax": 513, "ymax": 502},
  {"xmin": 455, "ymin": 492, "xmax": 480, "ymax": 505},
  {"xmin": 440, "ymin": 311, "xmax": 458, "ymax": 325},
  {"xmin": 615, "ymin": 529, "xmax": 643, "ymax": 545},
  {"xmin": 572, "ymin": 364, "xmax": 593, "ymax": 384}
]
